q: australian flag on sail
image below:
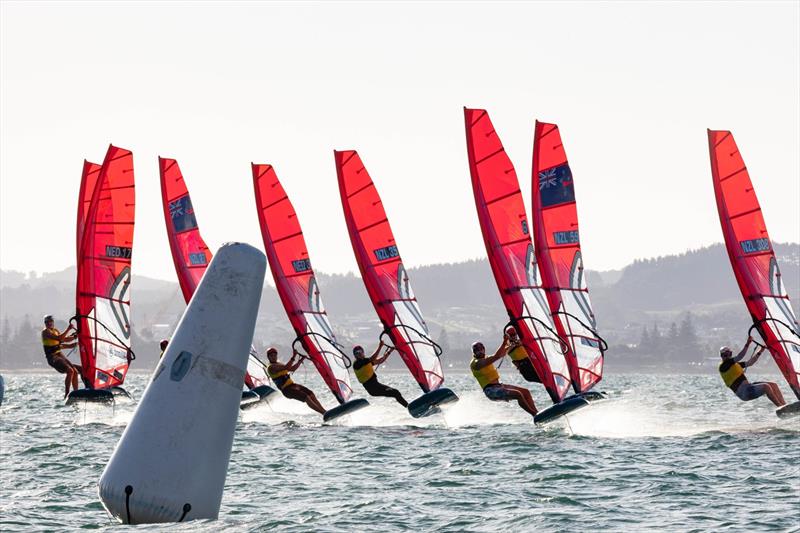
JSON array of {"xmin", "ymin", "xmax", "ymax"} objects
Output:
[
  {"xmin": 169, "ymin": 195, "xmax": 198, "ymax": 233},
  {"xmin": 539, "ymin": 164, "xmax": 575, "ymax": 208}
]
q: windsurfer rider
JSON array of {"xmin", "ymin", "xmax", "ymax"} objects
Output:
[
  {"xmin": 41, "ymin": 315, "xmax": 80, "ymax": 398},
  {"xmin": 159, "ymin": 339, "xmax": 168, "ymax": 359},
  {"xmin": 719, "ymin": 340, "xmax": 786, "ymax": 407},
  {"xmin": 504, "ymin": 326, "xmax": 541, "ymax": 383},
  {"xmin": 470, "ymin": 336, "xmax": 538, "ymax": 416},
  {"xmin": 266, "ymin": 347, "xmax": 327, "ymax": 415},
  {"xmin": 352, "ymin": 341, "xmax": 409, "ymax": 407}
]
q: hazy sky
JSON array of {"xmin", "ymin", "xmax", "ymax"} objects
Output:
[{"xmin": 2, "ymin": 1, "xmax": 798, "ymax": 283}]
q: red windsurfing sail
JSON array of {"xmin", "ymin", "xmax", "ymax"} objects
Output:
[
  {"xmin": 708, "ymin": 130, "xmax": 800, "ymax": 399},
  {"xmin": 158, "ymin": 158, "xmax": 213, "ymax": 302},
  {"xmin": 158, "ymin": 157, "xmax": 269, "ymax": 390},
  {"xmin": 335, "ymin": 150, "xmax": 444, "ymax": 393},
  {"xmin": 464, "ymin": 108, "xmax": 570, "ymax": 403},
  {"xmin": 531, "ymin": 121, "xmax": 604, "ymax": 393},
  {"xmin": 253, "ymin": 164, "xmax": 354, "ymax": 403},
  {"xmin": 77, "ymin": 161, "xmax": 101, "ymax": 260},
  {"xmin": 75, "ymin": 145, "xmax": 135, "ymax": 389}
]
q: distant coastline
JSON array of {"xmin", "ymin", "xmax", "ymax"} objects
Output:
[{"xmin": 1, "ymin": 242, "xmax": 798, "ymax": 373}]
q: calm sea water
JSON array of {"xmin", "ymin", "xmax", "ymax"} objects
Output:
[{"xmin": 1, "ymin": 370, "xmax": 798, "ymax": 532}]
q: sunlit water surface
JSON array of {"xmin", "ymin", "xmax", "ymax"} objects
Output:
[{"xmin": 1, "ymin": 371, "xmax": 798, "ymax": 531}]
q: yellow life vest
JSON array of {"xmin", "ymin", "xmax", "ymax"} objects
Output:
[
  {"xmin": 719, "ymin": 360, "xmax": 746, "ymax": 390},
  {"xmin": 471, "ymin": 357, "xmax": 500, "ymax": 389},
  {"xmin": 268, "ymin": 365, "xmax": 294, "ymax": 390},
  {"xmin": 354, "ymin": 361, "xmax": 375, "ymax": 384},
  {"xmin": 41, "ymin": 327, "xmax": 61, "ymax": 356},
  {"xmin": 508, "ymin": 344, "xmax": 528, "ymax": 362}
]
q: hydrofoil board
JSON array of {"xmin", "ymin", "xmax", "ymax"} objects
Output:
[
  {"xmin": 65, "ymin": 386, "xmax": 131, "ymax": 406},
  {"xmin": 240, "ymin": 384, "xmax": 278, "ymax": 410},
  {"xmin": 776, "ymin": 400, "xmax": 800, "ymax": 419},
  {"xmin": 534, "ymin": 390, "xmax": 607, "ymax": 426},
  {"xmin": 408, "ymin": 387, "xmax": 459, "ymax": 418},
  {"xmin": 323, "ymin": 398, "xmax": 370, "ymax": 422}
]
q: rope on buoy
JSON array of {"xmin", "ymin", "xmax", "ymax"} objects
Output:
[
  {"xmin": 124, "ymin": 485, "xmax": 133, "ymax": 524},
  {"xmin": 178, "ymin": 503, "xmax": 191, "ymax": 522}
]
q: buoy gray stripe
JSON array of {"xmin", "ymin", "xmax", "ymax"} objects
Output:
[{"xmin": 193, "ymin": 355, "xmax": 245, "ymax": 390}]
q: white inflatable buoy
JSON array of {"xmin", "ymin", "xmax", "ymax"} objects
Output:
[{"xmin": 98, "ymin": 242, "xmax": 266, "ymax": 524}]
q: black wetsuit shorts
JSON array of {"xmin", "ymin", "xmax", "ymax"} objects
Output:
[
  {"xmin": 362, "ymin": 376, "xmax": 408, "ymax": 407},
  {"xmin": 513, "ymin": 358, "xmax": 541, "ymax": 383}
]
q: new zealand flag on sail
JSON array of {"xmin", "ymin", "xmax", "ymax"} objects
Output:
[
  {"xmin": 169, "ymin": 195, "xmax": 198, "ymax": 233},
  {"xmin": 539, "ymin": 164, "xmax": 575, "ymax": 208}
]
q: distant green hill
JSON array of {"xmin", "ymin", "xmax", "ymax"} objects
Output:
[{"xmin": 1, "ymin": 243, "xmax": 797, "ymax": 373}]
